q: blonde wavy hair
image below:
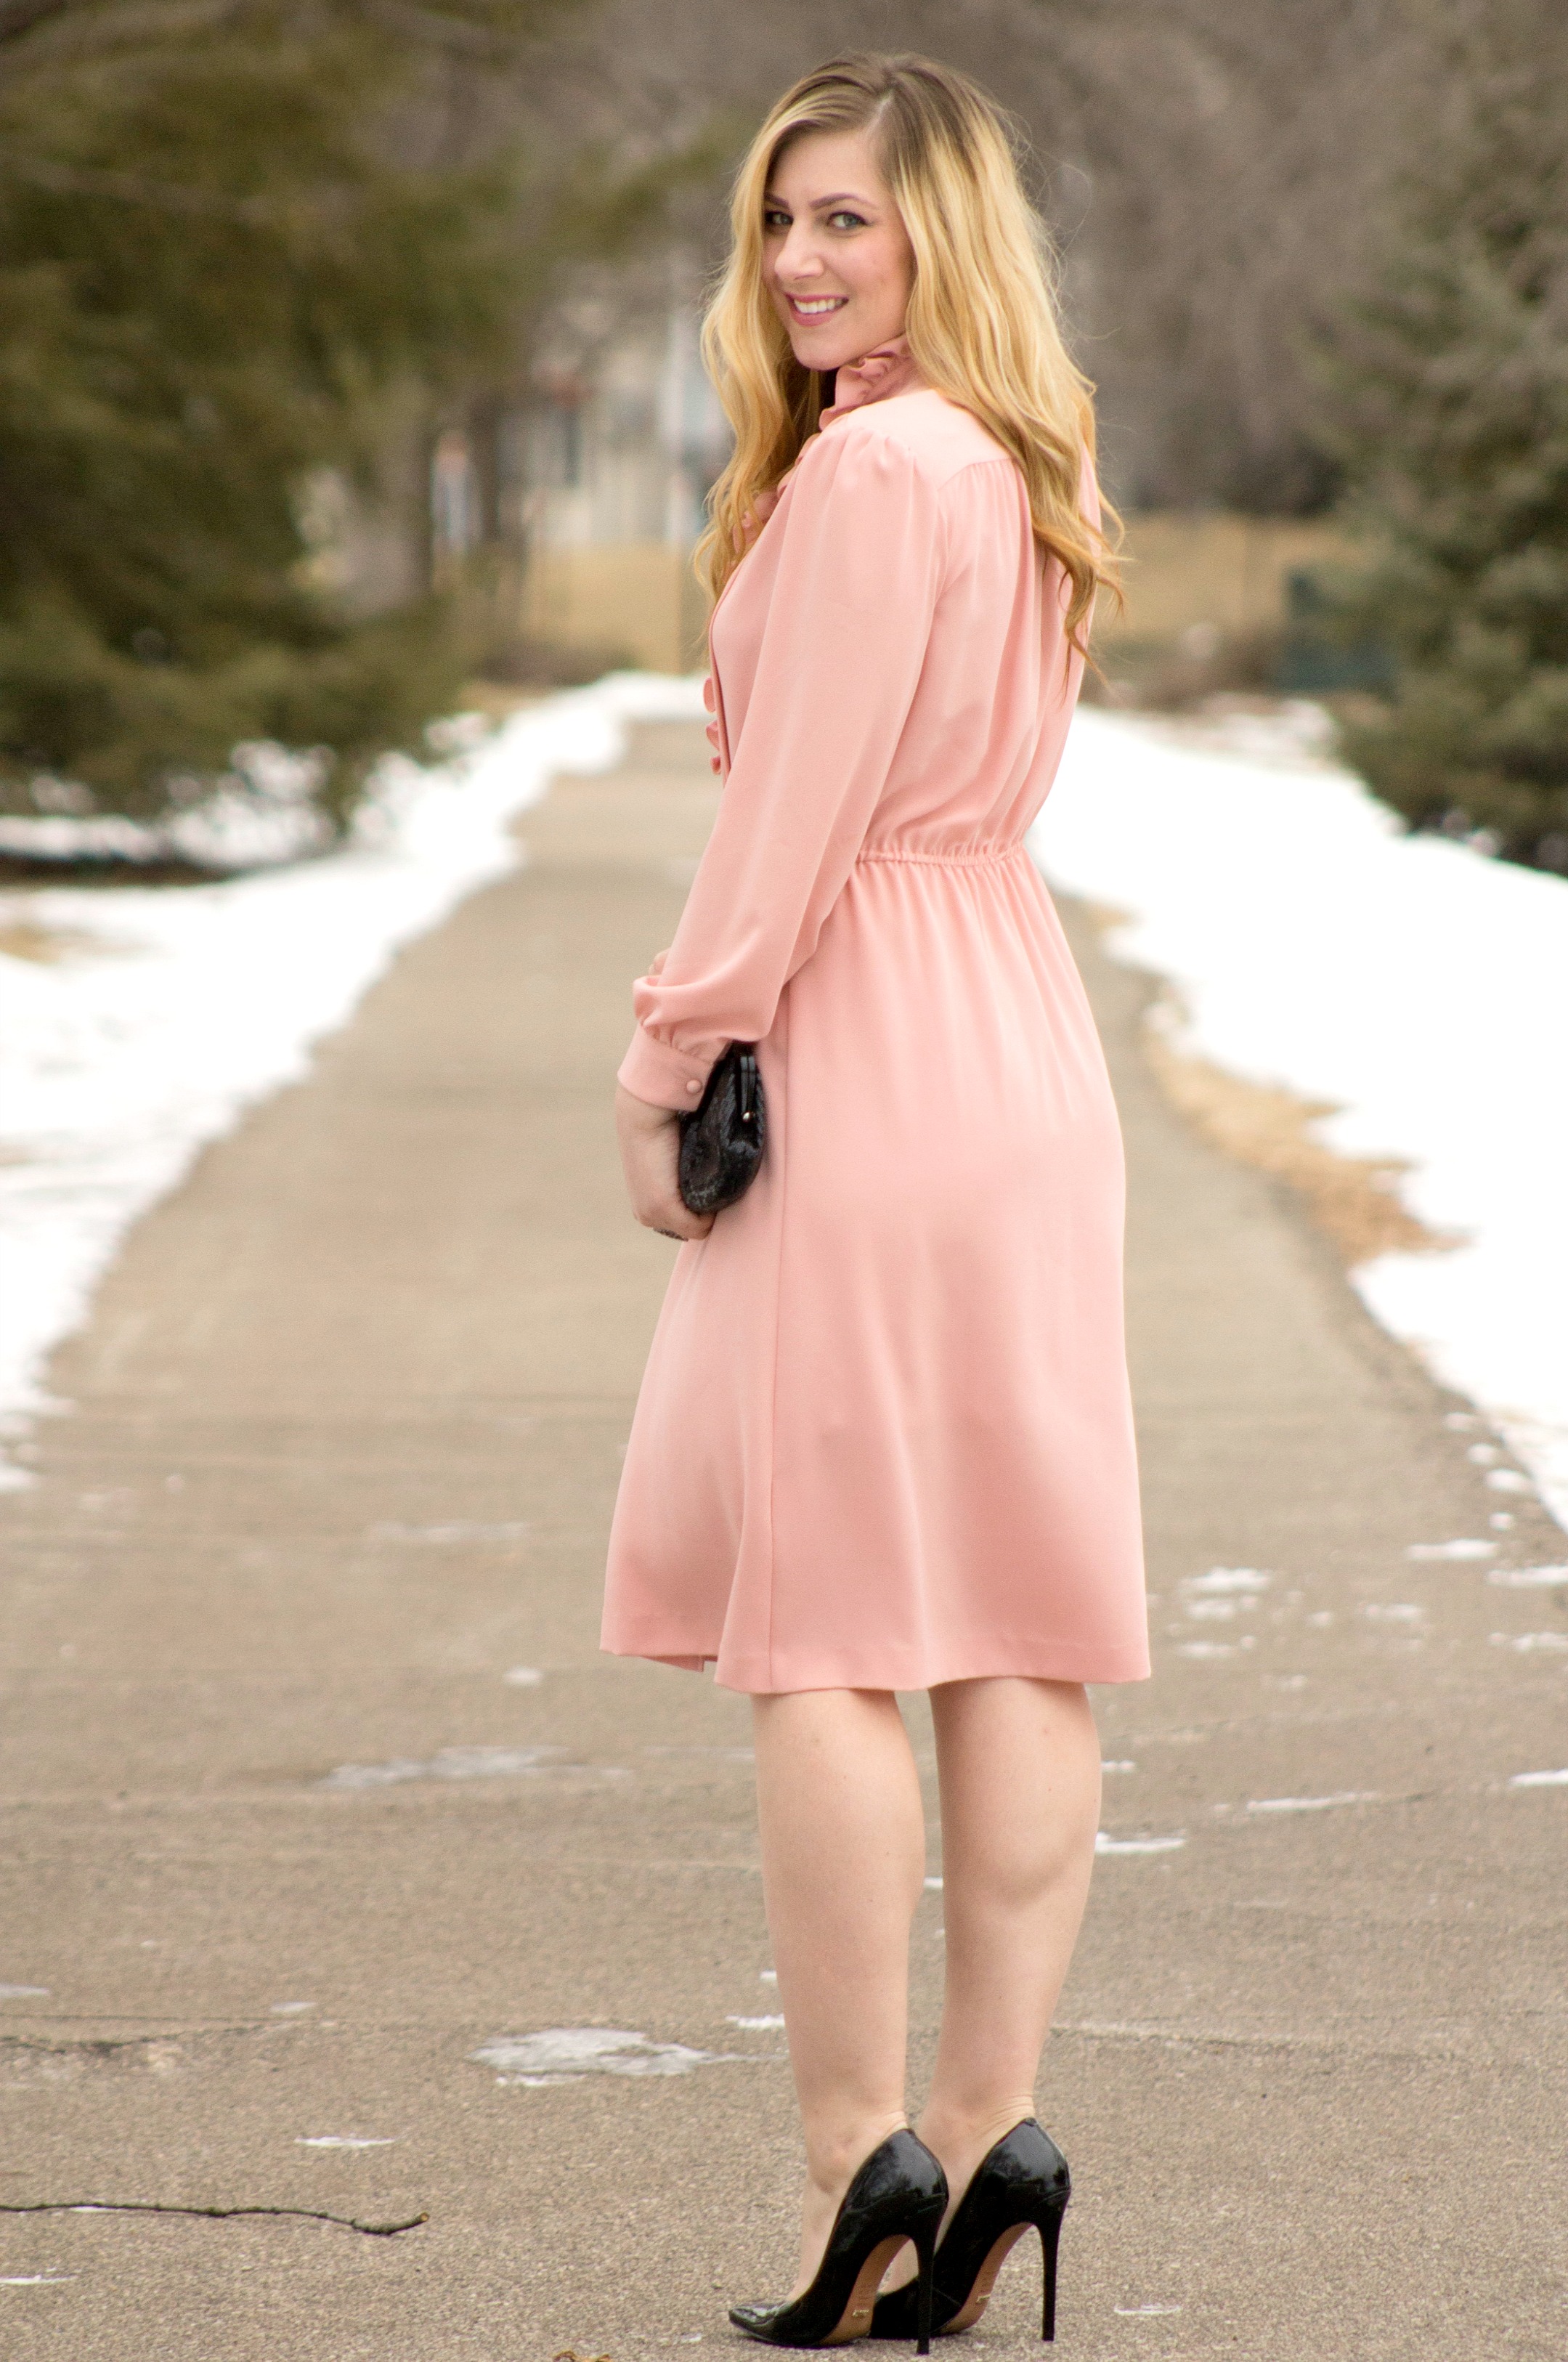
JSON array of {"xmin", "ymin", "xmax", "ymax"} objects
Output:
[{"xmin": 696, "ymin": 51, "xmax": 1120, "ymax": 653}]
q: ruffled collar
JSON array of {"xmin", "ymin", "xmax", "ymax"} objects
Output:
[
  {"xmin": 819, "ymin": 334, "xmax": 924, "ymax": 423},
  {"xmin": 731, "ymin": 336, "xmax": 925, "ymax": 557}
]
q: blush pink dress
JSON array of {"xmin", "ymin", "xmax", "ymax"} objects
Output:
[{"xmin": 601, "ymin": 383, "xmax": 1148, "ymax": 1695}]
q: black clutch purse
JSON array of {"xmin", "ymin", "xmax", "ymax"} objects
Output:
[{"xmin": 678, "ymin": 1043, "xmax": 766, "ymax": 1214}]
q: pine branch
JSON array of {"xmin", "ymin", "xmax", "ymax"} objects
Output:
[
  {"xmin": 0, "ymin": 0, "xmax": 70, "ymax": 44},
  {"xmin": 0, "ymin": 0, "xmax": 243, "ymax": 73},
  {"xmin": 0, "ymin": 142, "xmax": 277, "ymax": 220},
  {"xmin": 0, "ymin": 0, "xmax": 558, "ymax": 73}
]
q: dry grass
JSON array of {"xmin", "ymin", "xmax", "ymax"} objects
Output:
[
  {"xmin": 1141, "ymin": 1010, "xmax": 1453, "ymax": 1266},
  {"xmin": 0, "ymin": 920, "xmax": 95, "ymax": 963},
  {"xmin": 1076, "ymin": 899, "xmax": 1454, "ymax": 1267}
]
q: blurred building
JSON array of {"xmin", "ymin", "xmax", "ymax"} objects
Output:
[
  {"xmin": 518, "ymin": 304, "xmax": 731, "ymax": 677},
  {"xmin": 1098, "ymin": 510, "xmax": 1354, "ymax": 701},
  {"xmin": 311, "ymin": 318, "xmax": 1350, "ymax": 697},
  {"xmin": 511, "ymin": 320, "xmax": 1348, "ymax": 691}
]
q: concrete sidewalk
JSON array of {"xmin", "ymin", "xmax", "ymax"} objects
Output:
[{"xmin": 1, "ymin": 719, "xmax": 1563, "ymax": 2361}]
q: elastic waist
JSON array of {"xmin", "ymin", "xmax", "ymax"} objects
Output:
[{"xmin": 855, "ymin": 840, "xmax": 1026, "ymax": 869}]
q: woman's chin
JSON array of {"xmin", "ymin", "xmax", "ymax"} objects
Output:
[{"xmin": 789, "ymin": 332, "xmax": 858, "ymax": 373}]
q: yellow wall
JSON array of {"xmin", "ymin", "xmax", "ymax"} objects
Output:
[
  {"xmin": 521, "ymin": 515, "xmax": 1352, "ymax": 675},
  {"xmin": 521, "ymin": 541, "xmax": 710, "ymax": 675},
  {"xmin": 1101, "ymin": 513, "xmax": 1349, "ymax": 644}
]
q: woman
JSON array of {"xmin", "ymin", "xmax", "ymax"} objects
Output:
[{"xmin": 604, "ymin": 51, "xmax": 1148, "ymax": 2351}]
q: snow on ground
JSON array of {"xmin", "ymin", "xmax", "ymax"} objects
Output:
[
  {"xmin": 0, "ymin": 673, "xmax": 703, "ymax": 1483},
  {"xmin": 1031, "ymin": 703, "xmax": 1568, "ymax": 1533},
  {"xmin": 0, "ymin": 739, "xmax": 338, "ymax": 872},
  {"xmin": 2, "ymin": 675, "xmax": 1564, "ymax": 1535}
]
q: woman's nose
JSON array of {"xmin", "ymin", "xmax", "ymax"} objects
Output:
[{"xmin": 776, "ymin": 224, "xmax": 824, "ymax": 282}]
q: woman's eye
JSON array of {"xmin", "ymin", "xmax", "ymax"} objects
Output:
[
  {"xmin": 762, "ymin": 208, "xmax": 790, "ymax": 232},
  {"xmin": 827, "ymin": 210, "xmax": 866, "ymax": 230}
]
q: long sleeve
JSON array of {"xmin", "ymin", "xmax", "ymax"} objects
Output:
[{"xmin": 617, "ymin": 419, "xmax": 946, "ymax": 1108}]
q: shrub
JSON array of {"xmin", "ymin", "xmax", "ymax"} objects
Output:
[{"xmin": 1320, "ymin": 10, "xmax": 1568, "ymax": 871}]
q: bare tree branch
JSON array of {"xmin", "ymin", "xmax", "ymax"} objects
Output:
[{"xmin": 353, "ymin": 0, "xmax": 545, "ymax": 60}]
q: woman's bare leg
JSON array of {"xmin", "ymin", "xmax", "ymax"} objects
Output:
[
  {"xmin": 886, "ymin": 1676, "xmax": 1101, "ymax": 2281},
  {"xmin": 752, "ymin": 1687, "xmax": 926, "ymax": 2293}
]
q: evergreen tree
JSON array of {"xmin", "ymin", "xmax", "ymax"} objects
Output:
[
  {"xmin": 1323, "ymin": 8, "xmax": 1568, "ymax": 869},
  {"xmin": 0, "ymin": 1, "xmax": 577, "ymax": 832}
]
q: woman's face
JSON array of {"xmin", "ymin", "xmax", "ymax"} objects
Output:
[{"xmin": 761, "ymin": 127, "xmax": 914, "ymax": 370}]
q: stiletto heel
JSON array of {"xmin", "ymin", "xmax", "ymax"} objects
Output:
[
  {"xmin": 913, "ymin": 2220, "xmax": 938, "ymax": 2357},
  {"xmin": 1039, "ymin": 2204, "xmax": 1062, "ymax": 2341},
  {"xmin": 866, "ymin": 2119, "xmax": 1071, "ymax": 2342},
  {"xmin": 730, "ymin": 2129, "xmax": 947, "ymax": 2349}
]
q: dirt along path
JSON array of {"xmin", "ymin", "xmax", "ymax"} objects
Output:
[{"xmin": 1, "ymin": 718, "xmax": 1563, "ymax": 2361}]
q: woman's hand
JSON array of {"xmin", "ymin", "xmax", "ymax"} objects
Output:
[{"xmin": 615, "ymin": 1083, "xmax": 715, "ymax": 1243}]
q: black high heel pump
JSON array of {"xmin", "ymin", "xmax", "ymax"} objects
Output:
[
  {"xmin": 867, "ymin": 2120, "xmax": 1070, "ymax": 2342},
  {"xmin": 730, "ymin": 2128, "xmax": 948, "ymax": 2351}
]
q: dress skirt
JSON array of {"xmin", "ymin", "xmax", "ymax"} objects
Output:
[{"xmin": 600, "ymin": 388, "xmax": 1149, "ymax": 1695}]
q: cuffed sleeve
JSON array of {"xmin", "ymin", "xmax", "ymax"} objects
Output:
[
  {"xmin": 620, "ymin": 418, "xmax": 946, "ymax": 1092},
  {"xmin": 617, "ymin": 1023, "xmax": 713, "ymax": 1111}
]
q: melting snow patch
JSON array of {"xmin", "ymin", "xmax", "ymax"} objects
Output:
[
  {"xmin": 1407, "ymin": 1540, "xmax": 1496, "ymax": 1560},
  {"xmin": 269, "ymin": 2000, "xmax": 314, "ymax": 2016},
  {"xmin": 1096, "ymin": 1833, "xmax": 1186, "ymax": 1856},
  {"xmin": 1362, "ymin": 1603, "xmax": 1424, "ymax": 1623},
  {"xmin": 0, "ymin": 1984, "xmax": 49, "ymax": 2000},
  {"xmin": 1102, "ymin": 1759, "xmax": 1137, "ymax": 1773},
  {"xmin": 1246, "ymin": 1793, "xmax": 1376, "ymax": 1814},
  {"xmin": 1488, "ymin": 1565, "xmax": 1568, "ymax": 1588},
  {"xmin": 923, "ymin": 1875, "xmax": 944, "ymax": 1890},
  {"xmin": 472, "ymin": 2028, "xmax": 734, "ymax": 2085},
  {"xmin": 1179, "ymin": 1571, "xmax": 1269, "ymax": 1625},
  {"xmin": 318, "ymin": 1744, "xmax": 621, "ymax": 1788},
  {"xmin": 370, "ymin": 1521, "xmax": 529, "ymax": 1544},
  {"xmin": 1, "ymin": 2276, "xmax": 73, "ymax": 2286},
  {"xmin": 502, "ymin": 1665, "xmax": 544, "ymax": 1687},
  {"xmin": 296, "ymin": 2135, "xmax": 396, "ymax": 2149},
  {"xmin": 641, "ymin": 1743, "xmax": 755, "ymax": 1761},
  {"xmin": 1177, "ymin": 1641, "xmax": 1238, "ymax": 1659},
  {"xmin": 1116, "ymin": 2304, "xmax": 1182, "ymax": 2316},
  {"xmin": 1490, "ymin": 1632, "xmax": 1568, "ymax": 1652},
  {"xmin": 1507, "ymin": 1769, "xmax": 1568, "ymax": 1788},
  {"xmin": 726, "ymin": 2015, "xmax": 786, "ymax": 2030}
]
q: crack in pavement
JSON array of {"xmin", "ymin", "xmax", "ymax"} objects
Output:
[{"xmin": 0, "ymin": 2201, "xmax": 427, "ymax": 2237}]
